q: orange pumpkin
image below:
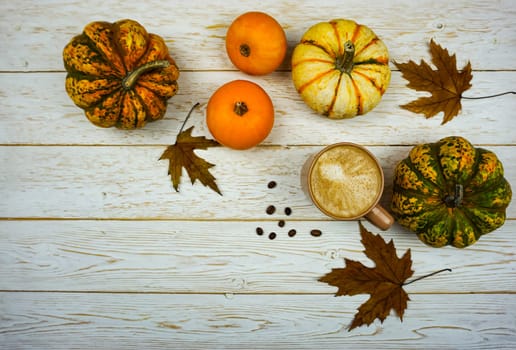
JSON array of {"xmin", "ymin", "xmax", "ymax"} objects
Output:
[
  {"xmin": 206, "ymin": 80, "xmax": 274, "ymax": 150},
  {"xmin": 63, "ymin": 19, "xmax": 179, "ymax": 129},
  {"xmin": 225, "ymin": 12, "xmax": 287, "ymax": 75}
]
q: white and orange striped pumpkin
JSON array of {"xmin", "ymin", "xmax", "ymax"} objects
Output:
[{"xmin": 291, "ymin": 19, "xmax": 391, "ymax": 119}]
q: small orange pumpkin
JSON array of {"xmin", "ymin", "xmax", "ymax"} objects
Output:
[
  {"xmin": 225, "ymin": 12, "xmax": 287, "ymax": 75},
  {"xmin": 206, "ymin": 80, "xmax": 274, "ymax": 150}
]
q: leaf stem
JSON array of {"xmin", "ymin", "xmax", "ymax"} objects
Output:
[
  {"xmin": 403, "ymin": 268, "xmax": 452, "ymax": 286},
  {"xmin": 462, "ymin": 91, "xmax": 516, "ymax": 99},
  {"xmin": 178, "ymin": 102, "xmax": 200, "ymax": 134}
]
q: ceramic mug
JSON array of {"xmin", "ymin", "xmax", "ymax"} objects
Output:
[{"xmin": 301, "ymin": 142, "xmax": 394, "ymax": 230}]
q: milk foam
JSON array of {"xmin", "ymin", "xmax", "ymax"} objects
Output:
[{"xmin": 310, "ymin": 145, "xmax": 382, "ymax": 218}]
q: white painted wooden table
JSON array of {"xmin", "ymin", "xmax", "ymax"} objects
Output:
[{"xmin": 1, "ymin": 0, "xmax": 515, "ymax": 348}]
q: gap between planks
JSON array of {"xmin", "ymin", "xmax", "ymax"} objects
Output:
[
  {"xmin": 2, "ymin": 143, "xmax": 516, "ymax": 147},
  {"xmin": 1, "ymin": 217, "xmax": 515, "ymax": 222},
  {"xmin": 1, "ymin": 290, "xmax": 515, "ymax": 295},
  {"xmin": 0, "ymin": 217, "xmax": 335, "ymax": 222}
]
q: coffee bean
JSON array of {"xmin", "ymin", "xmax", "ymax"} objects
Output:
[
  {"xmin": 288, "ymin": 229, "xmax": 297, "ymax": 237},
  {"xmin": 267, "ymin": 181, "xmax": 277, "ymax": 189},
  {"xmin": 310, "ymin": 229, "xmax": 322, "ymax": 237},
  {"xmin": 269, "ymin": 232, "xmax": 277, "ymax": 240},
  {"xmin": 278, "ymin": 220, "xmax": 285, "ymax": 228},
  {"xmin": 266, "ymin": 205, "xmax": 276, "ymax": 215},
  {"xmin": 284, "ymin": 207, "xmax": 292, "ymax": 216},
  {"xmin": 256, "ymin": 227, "xmax": 264, "ymax": 236}
]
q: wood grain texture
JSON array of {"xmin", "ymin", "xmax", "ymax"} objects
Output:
[
  {"xmin": 0, "ymin": 220, "xmax": 514, "ymax": 293},
  {"xmin": 1, "ymin": 146, "xmax": 514, "ymax": 219},
  {"xmin": 0, "ymin": 0, "xmax": 515, "ymax": 348},
  {"xmin": 1, "ymin": 71, "xmax": 515, "ymax": 146},
  {"xmin": 1, "ymin": 292, "xmax": 515, "ymax": 349},
  {"xmin": 1, "ymin": 0, "xmax": 515, "ymax": 71}
]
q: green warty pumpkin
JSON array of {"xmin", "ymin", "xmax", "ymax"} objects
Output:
[{"xmin": 391, "ymin": 136, "xmax": 512, "ymax": 248}]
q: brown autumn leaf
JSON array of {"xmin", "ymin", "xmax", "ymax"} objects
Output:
[
  {"xmin": 394, "ymin": 39, "xmax": 473, "ymax": 124},
  {"xmin": 319, "ymin": 222, "xmax": 414, "ymax": 331},
  {"xmin": 160, "ymin": 125, "xmax": 221, "ymax": 195}
]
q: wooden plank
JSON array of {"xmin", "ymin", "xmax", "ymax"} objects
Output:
[
  {"xmin": 1, "ymin": 70, "xmax": 515, "ymax": 146},
  {"xmin": 1, "ymin": 0, "xmax": 515, "ymax": 71},
  {"xmin": 1, "ymin": 146, "xmax": 514, "ymax": 219},
  {"xmin": 0, "ymin": 220, "xmax": 514, "ymax": 293},
  {"xmin": 1, "ymin": 292, "xmax": 515, "ymax": 349}
]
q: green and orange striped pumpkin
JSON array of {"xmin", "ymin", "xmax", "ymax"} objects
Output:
[
  {"xmin": 63, "ymin": 19, "xmax": 179, "ymax": 129},
  {"xmin": 391, "ymin": 136, "xmax": 512, "ymax": 248},
  {"xmin": 291, "ymin": 19, "xmax": 390, "ymax": 119}
]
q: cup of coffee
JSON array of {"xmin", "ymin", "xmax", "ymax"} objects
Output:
[{"xmin": 301, "ymin": 142, "xmax": 394, "ymax": 230}]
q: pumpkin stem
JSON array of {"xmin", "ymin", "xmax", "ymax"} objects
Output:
[
  {"xmin": 403, "ymin": 268, "xmax": 452, "ymax": 286},
  {"xmin": 240, "ymin": 44, "xmax": 251, "ymax": 57},
  {"xmin": 122, "ymin": 60, "xmax": 170, "ymax": 90},
  {"xmin": 335, "ymin": 41, "xmax": 355, "ymax": 74},
  {"xmin": 443, "ymin": 184, "xmax": 464, "ymax": 208},
  {"xmin": 234, "ymin": 101, "xmax": 249, "ymax": 116}
]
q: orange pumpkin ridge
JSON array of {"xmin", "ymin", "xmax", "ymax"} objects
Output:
[
  {"xmin": 299, "ymin": 39, "xmax": 336, "ymax": 58},
  {"xmin": 83, "ymin": 21, "xmax": 126, "ymax": 75},
  {"xmin": 326, "ymin": 74, "xmax": 344, "ymax": 116},
  {"xmin": 291, "ymin": 57, "xmax": 334, "ymax": 68},
  {"xmin": 355, "ymin": 37, "xmax": 380, "ymax": 57},
  {"xmin": 350, "ymin": 23, "xmax": 362, "ymax": 44},
  {"xmin": 352, "ymin": 69, "xmax": 386, "ymax": 95},
  {"xmin": 297, "ymin": 69, "xmax": 335, "ymax": 94},
  {"xmin": 330, "ymin": 21, "xmax": 343, "ymax": 56},
  {"xmin": 356, "ymin": 56, "xmax": 390, "ymax": 65},
  {"xmin": 350, "ymin": 78, "xmax": 363, "ymax": 115}
]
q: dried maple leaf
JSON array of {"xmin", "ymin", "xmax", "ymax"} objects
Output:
[
  {"xmin": 394, "ymin": 39, "xmax": 473, "ymax": 124},
  {"xmin": 160, "ymin": 104, "xmax": 221, "ymax": 195},
  {"xmin": 319, "ymin": 222, "xmax": 414, "ymax": 331}
]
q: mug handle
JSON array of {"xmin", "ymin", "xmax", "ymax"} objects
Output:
[{"xmin": 366, "ymin": 204, "xmax": 394, "ymax": 231}]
